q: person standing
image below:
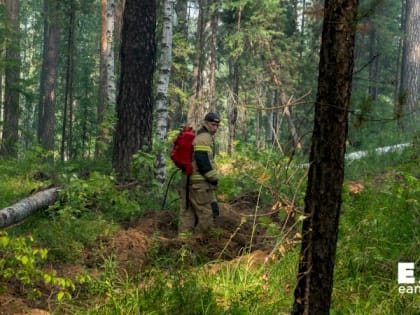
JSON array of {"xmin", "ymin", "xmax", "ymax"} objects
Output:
[{"xmin": 178, "ymin": 112, "xmax": 221, "ymax": 238}]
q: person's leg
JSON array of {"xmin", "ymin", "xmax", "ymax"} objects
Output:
[
  {"xmin": 189, "ymin": 182, "xmax": 214, "ymax": 235},
  {"xmin": 178, "ymin": 177, "xmax": 196, "ymax": 238}
]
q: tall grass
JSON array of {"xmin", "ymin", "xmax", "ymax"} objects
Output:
[{"xmin": 1, "ymin": 142, "xmax": 419, "ymax": 314}]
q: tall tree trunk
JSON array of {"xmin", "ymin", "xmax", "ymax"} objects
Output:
[
  {"xmin": 39, "ymin": 0, "xmax": 60, "ymax": 153},
  {"xmin": 112, "ymin": 0, "xmax": 156, "ymax": 179},
  {"xmin": 37, "ymin": 0, "xmax": 49, "ymax": 143},
  {"xmin": 368, "ymin": 19, "xmax": 379, "ymax": 100},
  {"xmin": 60, "ymin": 3, "xmax": 75, "ymax": 161},
  {"xmin": 155, "ymin": 0, "xmax": 176, "ymax": 185},
  {"xmin": 96, "ymin": 0, "xmax": 116, "ymax": 158},
  {"xmin": 227, "ymin": 4, "xmax": 241, "ymax": 156},
  {"xmin": 1, "ymin": 0, "xmax": 20, "ymax": 157},
  {"xmin": 292, "ymin": 0, "xmax": 358, "ymax": 314},
  {"xmin": 114, "ymin": 0, "xmax": 124, "ymax": 91},
  {"xmin": 187, "ymin": 0, "xmax": 219, "ymax": 129},
  {"xmin": 96, "ymin": 0, "xmax": 108, "ymax": 158},
  {"xmin": 107, "ymin": 0, "xmax": 116, "ymax": 108},
  {"xmin": 228, "ymin": 59, "xmax": 239, "ymax": 156},
  {"xmin": 400, "ymin": 0, "xmax": 420, "ymax": 122}
]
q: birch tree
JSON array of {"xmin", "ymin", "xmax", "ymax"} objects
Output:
[
  {"xmin": 155, "ymin": 0, "xmax": 176, "ymax": 185},
  {"xmin": 96, "ymin": 0, "xmax": 115, "ymax": 158}
]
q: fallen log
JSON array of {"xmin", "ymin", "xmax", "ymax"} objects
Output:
[{"xmin": 0, "ymin": 187, "xmax": 60, "ymax": 228}]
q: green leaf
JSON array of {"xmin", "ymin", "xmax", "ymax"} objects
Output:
[{"xmin": 57, "ymin": 291, "xmax": 65, "ymax": 301}]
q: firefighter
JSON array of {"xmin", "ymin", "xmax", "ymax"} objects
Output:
[{"xmin": 178, "ymin": 112, "xmax": 221, "ymax": 238}]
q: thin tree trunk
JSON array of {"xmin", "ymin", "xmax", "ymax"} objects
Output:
[
  {"xmin": 1, "ymin": 0, "xmax": 20, "ymax": 157},
  {"xmin": 107, "ymin": 0, "xmax": 116, "ymax": 107},
  {"xmin": 39, "ymin": 0, "xmax": 60, "ymax": 153},
  {"xmin": 60, "ymin": 4, "xmax": 75, "ymax": 161},
  {"xmin": 292, "ymin": 0, "xmax": 358, "ymax": 313},
  {"xmin": 368, "ymin": 19, "xmax": 379, "ymax": 100},
  {"xmin": 228, "ymin": 59, "xmax": 239, "ymax": 156},
  {"xmin": 227, "ymin": 4, "xmax": 241, "ymax": 156},
  {"xmin": 37, "ymin": 0, "xmax": 49, "ymax": 142},
  {"xmin": 155, "ymin": 0, "xmax": 176, "ymax": 185},
  {"xmin": 96, "ymin": 0, "xmax": 108, "ymax": 158}
]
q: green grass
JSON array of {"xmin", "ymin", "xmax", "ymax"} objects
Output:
[{"xmin": 1, "ymin": 143, "xmax": 419, "ymax": 314}]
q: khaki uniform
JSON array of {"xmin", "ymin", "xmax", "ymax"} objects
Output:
[{"xmin": 178, "ymin": 124, "xmax": 219, "ymax": 236}]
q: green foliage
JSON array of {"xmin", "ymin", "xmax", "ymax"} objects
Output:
[
  {"xmin": 29, "ymin": 172, "xmax": 144, "ymax": 263},
  {"xmin": 55, "ymin": 171, "xmax": 143, "ymax": 222},
  {"xmin": 0, "ymin": 231, "xmax": 74, "ymax": 300},
  {"xmin": 218, "ymin": 143, "xmax": 307, "ymax": 207},
  {"xmin": 333, "ymin": 167, "xmax": 420, "ymax": 314}
]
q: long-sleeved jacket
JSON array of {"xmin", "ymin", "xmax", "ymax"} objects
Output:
[{"xmin": 190, "ymin": 126, "xmax": 218, "ymax": 183}]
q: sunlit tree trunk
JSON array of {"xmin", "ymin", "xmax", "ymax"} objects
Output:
[
  {"xmin": 292, "ymin": 0, "xmax": 358, "ymax": 314},
  {"xmin": 187, "ymin": 0, "xmax": 219, "ymax": 129},
  {"xmin": 112, "ymin": 0, "xmax": 156, "ymax": 179},
  {"xmin": 114, "ymin": 0, "xmax": 124, "ymax": 84},
  {"xmin": 400, "ymin": 0, "xmax": 420, "ymax": 121},
  {"xmin": 39, "ymin": 0, "xmax": 60, "ymax": 153},
  {"xmin": 107, "ymin": 0, "xmax": 116, "ymax": 107},
  {"xmin": 96, "ymin": 0, "xmax": 116, "ymax": 158},
  {"xmin": 1, "ymin": 0, "xmax": 20, "ymax": 157},
  {"xmin": 96, "ymin": 0, "xmax": 108, "ymax": 158},
  {"xmin": 155, "ymin": 0, "xmax": 176, "ymax": 185}
]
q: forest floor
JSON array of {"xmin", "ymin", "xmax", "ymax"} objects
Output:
[{"xmin": 0, "ymin": 190, "xmax": 299, "ymax": 315}]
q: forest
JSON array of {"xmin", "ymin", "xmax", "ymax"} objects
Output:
[{"xmin": 0, "ymin": 0, "xmax": 419, "ymax": 314}]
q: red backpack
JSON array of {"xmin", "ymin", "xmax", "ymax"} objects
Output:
[{"xmin": 170, "ymin": 126, "xmax": 195, "ymax": 175}]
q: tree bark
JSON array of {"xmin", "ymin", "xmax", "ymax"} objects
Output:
[
  {"xmin": 112, "ymin": 0, "xmax": 156, "ymax": 179},
  {"xmin": 60, "ymin": 3, "xmax": 75, "ymax": 161},
  {"xmin": 96, "ymin": 0, "xmax": 109, "ymax": 158},
  {"xmin": 1, "ymin": 0, "xmax": 20, "ymax": 157},
  {"xmin": 400, "ymin": 0, "xmax": 420, "ymax": 121},
  {"xmin": 39, "ymin": 0, "xmax": 60, "ymax": 152},
  {"xmin": 292, "ymin": 0, "xmax": 358, "ymax": 314},
  {"xmin": 0, "ymin": 188, "xmax": 59, "ymax": 228},
  {"xmin": 155, "ymin": 0, "xmax": 176, "ymax": 185}
]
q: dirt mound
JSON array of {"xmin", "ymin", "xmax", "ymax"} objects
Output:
[{"xmin": 93, "ymin": 191, "xmax": 292, "ymax": 273}]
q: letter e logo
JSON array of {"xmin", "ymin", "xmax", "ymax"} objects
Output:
[{"xmin": 398, "ymin": 262, "xmax": 415, "ymax": 284}]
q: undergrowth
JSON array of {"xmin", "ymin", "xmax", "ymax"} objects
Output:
[{"xmin": 0, "ymin": 142, "xmax": 419, "ymax": 314}]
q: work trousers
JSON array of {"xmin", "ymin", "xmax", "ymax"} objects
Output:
[{"xmin": 178, "ymin": 177, "xmax": 216, "ymax": 236}]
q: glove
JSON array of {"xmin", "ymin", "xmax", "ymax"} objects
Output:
[
  {"xmin": 208, "ymin": 179, "xmax": 218, "ymax": 187},
  {"xmin": 211, "ymin": 201, "xmax": 220, "ymax": 218}
]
